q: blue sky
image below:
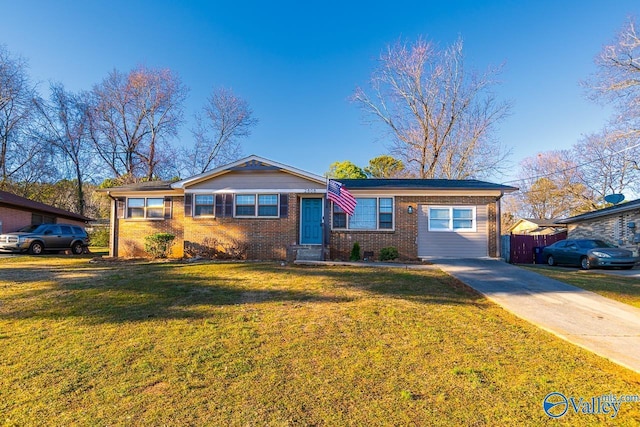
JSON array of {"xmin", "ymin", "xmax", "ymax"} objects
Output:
[{"xmin": 1, "ymin": 1, "xmax": 638, "ymax": 182}]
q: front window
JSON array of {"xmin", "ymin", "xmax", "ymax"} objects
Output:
[
  {"xmin": 194, "ymin": 195, "xmax": 214, "ymax": 217},
  {"xmin": 332, "ymin": 197, "xmax": 394, "ymax": 230},
  {"xmin": 429, "ymin": 207, "xmax": 476, "ymax": 232},
  {"xmin": 127, "ymin": 197, "xmax": 165, "ymax": 219},
  {"xmin": 127, "ymin": 198, "xmax": 145, "ymax": 218},
  {"xmin": 258, "ymin": 194, "xmax": 278, "ymax": 217},
  {"xmin": 350, "ymin": 198, "xmax": 377, "ymax": 229},
  {"xmin": 235, "ymin": 194, "xmax": 279, "ymax": 218},
  {"xmin": 146, "ymin": 198, "xmax": 164, "ymax": 218},
  {"xmin": 235, "ymin": 195, "xmax": 256, "ymax": 216}
]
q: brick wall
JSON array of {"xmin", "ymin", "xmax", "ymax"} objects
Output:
[
  {"xmin": 567, "ymin": 209, "xmax": 640, "ymax": 250},
  {"xmin": 113, "ymin": 194, "xmax": 501, "ymax": 260},
  {"xmin": 116, "ymin": 197, "xmax": 185, "ymax": 258},
  {"xmin": 183, "ymin": 193, "xmax": 299, "ymax": 260},
  {"xmin": 115, "ymin": 194, "xmax": 300, "ymax": 259},
  {"xmin": 0, "ymin": 206, "xmax": 87, "ymax": 234},
  {"xmin": 330, "ymin": 195, "xmax": 498, "ymax": 261},
  {"xmin": 0, "ymin": 207, "xmax": 31, "ymax": 233}
]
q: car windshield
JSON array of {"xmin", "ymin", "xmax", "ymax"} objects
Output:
[
  {"xmin": 17, "ymin": 224, "xmax": 46, "ymax": 233},
  {"xmin": 576, "ymin": 240, "xmax": 614, "ymax": 249}
]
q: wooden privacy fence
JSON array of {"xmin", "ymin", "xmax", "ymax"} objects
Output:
[{"xmin": 504, "ymin": 233, "xmax": 567, "ymax": 264}]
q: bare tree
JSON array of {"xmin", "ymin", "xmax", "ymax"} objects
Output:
[
  {"xmin": 573, "ymin": 131, "xmax": 640, "ymax": 202},
  {"xmin": 513, "ymin": 151, "xmax": 592, "ymax": 219},
  {"xmin": 182, "ymin": 87, "xmax": 257, "ymax": 176},
  {"xmin": 587, "ymin": 18, "xmax": 640, "ymax": 140},
  {"xmin": 32, "ymin": 83, "xmax": 93, "ymax": 215},
  {"xmin": 0, "ymin": 45, "xmax": 44, "ymax": 188},
  {"xmin": 352, "ymin": 37, "xmax": 511, "ymax": 179},
  {"xmin": 89, "ymin": 66, "xmax": 187, "ymax": 181}
]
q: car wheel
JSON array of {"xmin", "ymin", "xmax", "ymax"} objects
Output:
[
  {"xmin": 580, "ymin": 257, "xmax": 591, "ymax": 270},
  {"xmin": 29, "ymin": 241, "xmax": 44, "ymax": 255},
  {"xmin": 71, "ymin": 242, "xmax": 84, "ymax": 255},
  {"xmin": 547, "ymin": 255, "xmax": 556, "ymax": 266}
]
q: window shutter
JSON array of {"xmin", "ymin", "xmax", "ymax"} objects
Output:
[
  {"xmin": 164, "ymin": 197, "xmax": 172, "ymax": 219},
  {"xmin": 116, "ymin": 198, "xmax": 125, "ymax": 218},
  {"xmin": 184, "ymin": 194, "xmax": 192, "ymax": 217},
  {"xmin": 280, "ymin": 194, "xmax": 289, "ymax": 218},
  {"xmin": 215, "ymin": 194, "xmax": 224, "ymax": 217},
  {"xmin": 214, "ymin": 194, "xmax": 234, "ymax": 217},
  {"xmin": 224, "ymin": 194, "xmax": 233, "ymax": 217}
]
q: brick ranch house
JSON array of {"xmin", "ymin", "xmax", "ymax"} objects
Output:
[
  {"xmin": 101, "ymin": 155, "xmax": 517, "ymax": 261},
  {"xmin": 558, "ymin": 198, "xmax": 640, "ymax": 253},
  {"xmin": 0, "ymin": 190, "xmax": 90, "ymax": 233}
]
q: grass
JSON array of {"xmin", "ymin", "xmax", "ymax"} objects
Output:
[
  {"xmin": 521, "ymin": 265, "xmax": 640, "ymax": 308},
  {"xmin": 1, "ymin": 255, "xmax": 640, "ymax": 425}
]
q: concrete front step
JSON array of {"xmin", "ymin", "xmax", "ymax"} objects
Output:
[{"xmin": 292, "ymin": 245, "xmax": 324, "ymax": 261}]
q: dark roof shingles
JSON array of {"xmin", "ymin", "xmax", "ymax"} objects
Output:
[{"xmin": 0, "ymin": 190, "xmax": 91, "ymax": 221}]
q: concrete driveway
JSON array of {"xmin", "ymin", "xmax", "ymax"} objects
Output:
[{"xmin": 431, "ymin": 258, "xmax": 640, "ymax": 373}]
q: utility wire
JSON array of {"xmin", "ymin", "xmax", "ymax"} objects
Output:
[{"xmin": 500, "ymin": 138, "xmax": 640, "ymax": 188}]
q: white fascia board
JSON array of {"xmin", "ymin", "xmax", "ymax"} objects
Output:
[
  {"xmin": 185, "ymin": 188, "xmax": 327, "ymax": 194},
  {"xmin": 105, "ymin": 189, "xmax": 183, "ymax": 197}
]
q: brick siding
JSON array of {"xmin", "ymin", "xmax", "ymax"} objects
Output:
[
  {"xmin": 0, "ymin": 206, "xmax": 87, "ymax": 234},
  {"xmin": 567, "ymin": 208, "xmax": 640, "ymax": 251},
  {"xmin": 115, "ymin": 194, "xmax": 299, "ymax": 260},
  {"xmin": 330, "ymin": 195, "xmax": 498, "ymax": 261},
  {"xmin": 114, "ymin": 194, "xmax": 500, "ymax": 260}
]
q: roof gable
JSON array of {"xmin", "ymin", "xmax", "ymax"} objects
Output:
[{"xmin": 172, "ymin": 155, "xmax": 326, "ymax": 189}]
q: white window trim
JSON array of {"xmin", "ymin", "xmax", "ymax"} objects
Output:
[
  {"xmin": 428, "ymin": 206, "xmax": 477, "ymax": 232},
  {"xmin": 193, "ymin": 194, "xmax": 215, "ymax": 218},
  {"xmin": 234, "ymin": 193, "xmax": 280, "ymax": 218},
  {"xmin": 126, "ymin": 197, "xmax": 165, "ymax": 220},
  {"xmin": 331, "ymin": 197, "xmax": 394, "ymax": 231}
]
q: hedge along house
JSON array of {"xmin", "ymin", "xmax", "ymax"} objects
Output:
[{"xmin": 102, "ymin": 155, "xmax": 517, "ymax": 260}]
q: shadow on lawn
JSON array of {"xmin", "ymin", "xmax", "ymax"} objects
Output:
[{"xmin": 0, "ymin": 260, "xmax": 482, "ymax": 324}]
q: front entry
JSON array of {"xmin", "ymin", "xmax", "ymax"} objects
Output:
[{"xmin": 300, "ymin": 198, "xmax": 323, "ymax": 244}]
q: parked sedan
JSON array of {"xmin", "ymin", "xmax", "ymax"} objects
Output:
[{"xmin": 542, "ymin": 239, "xmax": 638, "ymax": 270}]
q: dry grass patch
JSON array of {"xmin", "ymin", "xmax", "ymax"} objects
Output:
[
  {"xmin": 1, "ymin": 256, "xmax": 639, "ymax": 425},
  {"xmin": 522, "ymin": 265, "xmax": 640, "ymax": 308}
]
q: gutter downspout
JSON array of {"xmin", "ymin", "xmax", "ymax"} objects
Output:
[
  {"xmin": 496, "ymin": 194, "xmax": 502, "ymax": 259},
  {"xmin": 106, "ymin": 191, "xmax": 118, "ymax": 258}
]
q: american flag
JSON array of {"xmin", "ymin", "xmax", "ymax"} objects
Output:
[{"xmin": 327, "ymin": 179, "xmax": 357, "ymax": 216}]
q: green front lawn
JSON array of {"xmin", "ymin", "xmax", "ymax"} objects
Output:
[
  {"xmin": 522, "ymin": 265, "xmax": 640, "ymax": 308},
  {"xmin": 1, "ymin": 257, "xmax": 639, "ymax": 425}
]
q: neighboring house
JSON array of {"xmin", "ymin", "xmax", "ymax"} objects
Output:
[
  {"xmin": 0, "ymin": 190, "xmax": 90, "ymax": 234},
  {"xmin": 101, "ymin": 155, "xmax": 517, "ymax": 260},
  {"xmin": 507, "ymin": 218, "xmax": 567, "ymax": 236},
  {"xmin": 558, "ymin": 199, "xmax": 640, "ymax": 250}
]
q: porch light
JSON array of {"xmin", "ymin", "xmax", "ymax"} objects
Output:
[{"xmin": 407, "ymin": 205, "xmax": 414, "ymax": 214}]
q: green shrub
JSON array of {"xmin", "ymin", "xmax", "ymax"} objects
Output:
[
  {"xmin": 350, "ymin": 242, "xmax": 361, "ymax": 261},
  {"xmin": 380, "ymin": 246, "xmax": 399, "ymax": 261},
  {"xmin": 144, "ymin": 233, "xmax": 175, "ymax": 258},
  {"xmin": 88, "ymin": 227, "xmax": 109, "ymax": 247}
]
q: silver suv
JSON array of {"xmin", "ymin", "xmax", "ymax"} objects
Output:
[{"xmin": 0, "ymin": 223, "xmax": 89, "ymax": 255}]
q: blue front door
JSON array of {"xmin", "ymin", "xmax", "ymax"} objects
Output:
[{"xmin": 300, "ymin": 198, "xmax": 323, "ymax": 244}]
